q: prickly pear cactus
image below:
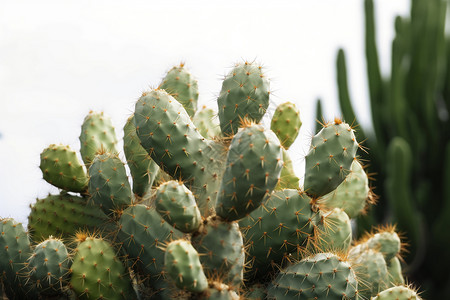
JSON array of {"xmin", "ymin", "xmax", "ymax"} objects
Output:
[
  {"xmin": 304, "ymin": 119, "xmax": 358, "ymax": 198},
  {"xmin": 314, "ymin": 208, "xmax": 352, "ymax": 253},
  {"xmin": 155, "ymin": 180, "xmax": 201, "ymax": 233},
  {"xmin": 372, "ymin": 286, "xmax": 422, "ymax": 300},
  {"xmin": 216, "ymin": 123, "xmax": 283, "ymax": 221},
  {"xmin": 123, "ymin": 115, "xmax": 160, "ymax": 197},
  {"xmin": 28, "ymin": 193, "xmax": 109, "ymax": 241},
  {"xmin": 217, "ymin": 61, "xmax": 270, "ymax": 136},
  {"xmin": 88, "ymin": 152, "xmax": 132, "ymax": 215},
  {"xmin": 159, "ymin": 63, "xmax": 199, "ymax": 118},
  {"xmin": 28, "ymin": 237, "xmax": 71, "ymax": 296},
  {"xmin": 0, "ymin": 218, "xmax": 36, "ymax": 300},
  {"xmin": 39, "ymin": 144, "xmax": 88, "ymax": 193},
  {"xmin": 318, "ymin": 160, "xmax": 370, "ymax": 218},
  {"xmin": 79, "ymin": 111, "xmax": 118, "ymax": 165},
  {"xmin": 69, "ymin": 236, "xmax": 133, "ymax": 299},
  {"xmin": 267, "ymin": 253, "xmax": 358, "ymax": 299},
  {"xmin": 192, "ymin": 106, "xmax": 221, "ymax": 139},
  {"xmin": 270, "ymin": 101, "xmax": 301, "ymax": 149},
  {"xmin": 164, "ymin": 239, "xmax": 208, "ymax": 293}
]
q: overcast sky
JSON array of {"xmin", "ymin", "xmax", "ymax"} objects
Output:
[{"xmin": 0, "ymin": 0, "xmax": 409, "ymax": 225}]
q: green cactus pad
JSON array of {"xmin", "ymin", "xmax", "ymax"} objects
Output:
[
  {"xmin": 28, "ymin": 193, "xmax": 109, "ymax": 242},
  {"xmin": 199, "ymin": 282, "xmax": 239, "ymax": 300},
  {"xmin": 134, "ymin": 89, "xmax": 225, "ymax": 214},
  {"xmin": 165, "ymin": 240, "xmax": 208, "ymax": 293},
  {"xmin": 39, "ymin": 144, "xmax": 88, "ymax": 193},
  {"xmin": 349, "ymin": 249, "xmax": 389, "ymax": 299},
  {"xmin": 216, "ymin": 124, "xmax": 283, "ymax": 221},
  {"xmin": 372, "ymin": 286, "xmax": 422, "ymax": 300},
  {"xmin": 268, "ymin": 253, "xmax": 358, "ymax": 299},
  {"xmin": 191, "ymin": 216, "xmax": 245, "ymax": 286},
  {"xmin": 304, "ymin": 119, "xmax": 358, "ymax": 198},
  {"xmin": 124, "ymin": 115, "xmax": 160, "ymax": 197},
  {"xmin": 79, "ymin": 111, "xmax": 118, "ymax": 165},
  {"xmin": 387, "ymin": 257, "xmax": 405, "ymax": 287},
  {"xmin": 28, "ymin": 237, "xmax": 71, "ymax": 296},
  {"xmin": 275, "ymin": 148, "xmax": 300, "ymax": 190},
  {"xmin": 192, "ymin": 106, "xmax": 221, "ymax": 139},
  {"xmin": 159, "ymin": 63, "xmax": 199, "ymax": 118},
  {"xmin": 352, "ymin": 230, "xmax": 401, "ymax": 263},
  {"xmin": 88, "ymin": 153, "xmax": 132, "ymax": 215},
  {"xmin": 217, "ymin": 61, "xmax": 270, "ymax": 136},
  {"xmin": 314, "ymin": 208, "xmax": 352, "ymax": 253},
  {"xmin": 69, "ymin": 237, "xmax": 133, "ymax": 299},
  {"xmin": 239, "ymin": 189, "xmax": 320, "ymax": 279},
  {"xmin": 319, "ymin": 160, "xmax": 370, "ymax": 218},
  {"xmin": 0, "ymin": 218, "xmax": 36, "ymax": 300},
  {"xmin": 270, "ymin": 101, "xmax": 302, "ymax": 149},
  {"xmin": 118, "ymin": 204, "xmax": 183, "ymax": 291},
  {"xmin": 155, "ymin": 180, "xmax": 201, "ymax": 233}
]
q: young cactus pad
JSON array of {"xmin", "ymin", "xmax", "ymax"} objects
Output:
[
  {"xmin": 216, "ymin": 123, "xmax": 283, "ymax": 221},
  {"xmin": 28, "ymin": 237, "xmax": 71, "ymax": 296},
  {"xmin": 372, "ymin": 286, "xmax": 422, "ymax": 300},
  {"xmin": 217, "ymin": 61, "xmax": 270, "ymax": 136},
  {"xmin": 39, "ymin": 144, "xmax": 88, "ymax": 193},
  {"xmin": 69, "ymin": 237, "xmax": 133, "ymax": 299},
  {"xmin": 155, "ymin": 180, "xmax": 201, "ymax": 233},
  {"xmin": 270, "ymin": 101, "xmax": 302, "ymax": 149},
  {"xmin": 123, "ymin": 115, "xmax": 160, "ymax": 197},
  {"xmin": 159, "ymin": 63, "xmax": 199, "ymax": 118},
  {"xmin": 318, "ymin": 159, "xmax": 370, "ymax": 218},
  {"xmin": 267, "ymin": 252, "xmax": 358, "ymax": 299},
  {"xmin": 164, "ymin": 240, "xmax": 208, "ymax": 293},
  {"xmin": 88, "ymin": 153, "xmax": 132, "ymax": 215},
  {"xmin": 79, "ymin": 111, "xmax": 118, "ymax": 165},
  {"xmin": 304, "ymin": 119, "xmax": 359, "ymax": 198}
]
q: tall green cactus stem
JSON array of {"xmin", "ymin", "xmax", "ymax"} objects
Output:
[
  {"xmin": 155, "ymin": 181, "xmax": 201, "ymax": 233},
  {"xmin": 69, "ymin": 237, "xmax": 133, "ymax": 299},
  {"xmin": 304, "ymin": 119, "xmax": 358, "ymax": 199},
  {"xmin": 270, "ymin": 101, "xmax": 301, "ymax": 149},
  {"xmin": 123, "ymin": 115, "xmax": 159, "ymax": 197},
  {"xmin": 117, "ymin": 205, "xmax": 182, "ymax": 293},
  {"xmin": 159, "ymin": 63, "xmax": 199, "ymax": 118},
  {"xmin": 349, "ymin": 249, "xmax": 389, "ymax": 299},
  {"xmin": 79, "ymin": 111, "xmax": 118, "ymax": 165},
  {"xmin": 164, "ymin": 240, "xmax": 208, "ymax": 293},
  {"xmin": 134, "ymin": 89, "xmax": 224, "ymax": 214},
  {"xmin": 267, "ymin": 253, "xmax": 358, "ymax": 299},
  {"xmin": 191, "ymin": 216, "xmax": 245, "ymax": 286},
  {"xmin": 372, "ymin": 286, "xmax": 422, "ymax": 300},
  {"xmin": 314, "ymin": 208, "xmax": 352, "ymax": 253},
  {"xmin": 275, "ymin": 148, "xmax": 300, "ymax": 190},
  {"xmin": 217, "ymin": 61, "xmax": 270, "ymax": 136},
  {"xmin": 192, "ymin": 106, "xmax": 221, "ymax": 139},
  {"xmin": 0, "ymin": 219, "xmax": 36, "ymax": 300},
  {"xmin": 318, "ymin": 160, "xmax": 370, "ymax": 218},
  {"xmin": 386, "ymin": 138, "xmax": 420, "ymax": 258},
  {"xmin": 239, "ymin": 189, "xmax": 320, "ymax": 279},
  {"xmin": 39, "ymin": 144, "xmax": 88, "ymax": 193},
  {"xmin": 28, "ymin": 237, "xmax": 71, "ymax": 296},
  {"xmin": 88, "ymin": 153, "xmax": 132, "ymax": 216},
  {"xmin": 28, "ymin": 193, "xmax": 109, "ymax": 242},
  {"xmin": 216, "ymin": 124, "xmax": 283, "ymax": 221}
]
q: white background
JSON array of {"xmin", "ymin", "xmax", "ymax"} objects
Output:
[{"xmin": 0, "ymin": 0, "xmax": 409, "ymax": 225}]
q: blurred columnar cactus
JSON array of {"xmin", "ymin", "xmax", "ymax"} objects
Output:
[{"xmin": 315, "ymin": 0, "xmax": 449, "ymax": 297}]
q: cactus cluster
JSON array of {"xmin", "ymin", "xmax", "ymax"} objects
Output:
[{"xmin": 0, "ymin": 61, "xmax": 422, "ymax": 299}]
